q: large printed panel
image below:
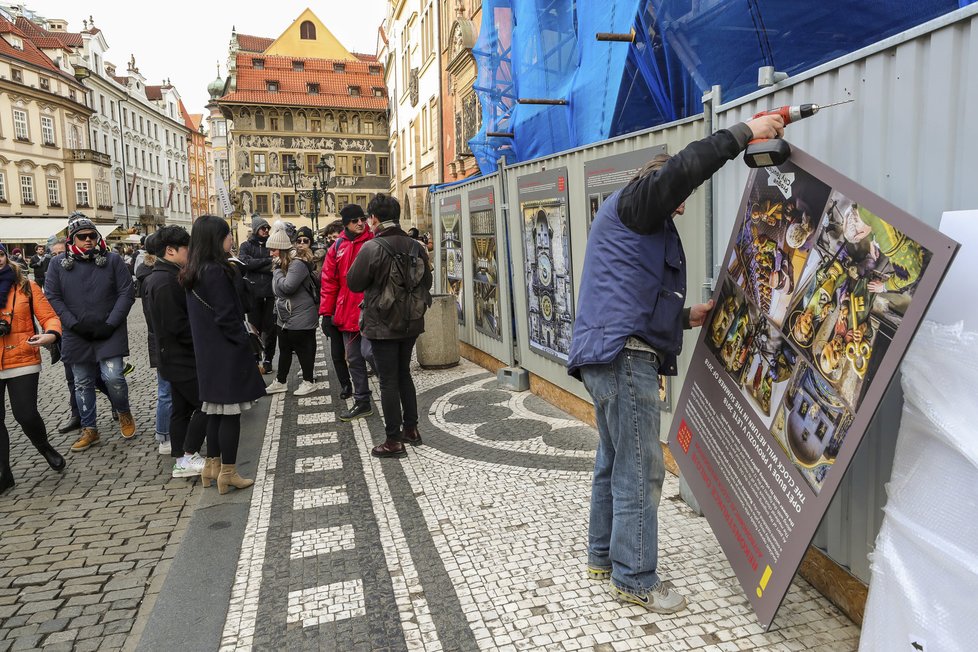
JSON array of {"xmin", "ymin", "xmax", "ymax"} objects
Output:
[
  {"xmin": 517, "ymin": 168, "xmax": 574, "ymax": 363},
  {"xmin": 438, "ymin": 194, "xmax": 464, "ymax": 325},
  {"xmin": 667, "ymin": 148, "xmax": 957, "ymax": 629},
  {"xmin": 582, "ymin": 145, "xmax": 667, "ymax": 233},
  {"xmin": 468, "ymin": 187, "xmax": 502, "ymax": 340}
]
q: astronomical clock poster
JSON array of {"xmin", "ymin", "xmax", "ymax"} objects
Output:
[
  {"xmin": 469, "ymin": 187, "xmax": 502, "ymax": 340},
  {"xmin": 667, "ymin": 147, "xmax": 957, "ymax": 629},
  {"xmin": 517, "ymin": 168, "xmax": 574, "ymax": 362},
  {"xmin": 439, "ymin": 194, "xmax": 464, "ymax": 324}
]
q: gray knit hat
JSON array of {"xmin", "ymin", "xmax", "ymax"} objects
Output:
[{"xmin": 265, "ymin": 221, "xmax": 293, "ymax": 250}]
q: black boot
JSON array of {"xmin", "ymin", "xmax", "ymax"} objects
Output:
[
  {"xmin": 371, "ymin": 438, "xmax": 407, "ymax": 458},
  {"xmin": 339, "ymin": 384, "xmax": 353, "ymax": 400},
  {"xmin": 400, "ymin": 425, "xmax": 423, "ymax": 447},
  {"xmin": 57, "ymin": 415, "xmax": 81, "ymax": 434},
  {"xmin": 38, "ymin": 444, "xmax": 66, "ymax": 472},
  {"xmin": 339, "ymin": 401, "xmax": 373, "ymax": 422},
  {"xmin": 0, "ymin": 464, "xmax": 13, "ymax": 495}
]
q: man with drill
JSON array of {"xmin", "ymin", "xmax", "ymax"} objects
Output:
[{"xmin": 567, "ymin": 113, "xmax": 785, "ymax": 614}]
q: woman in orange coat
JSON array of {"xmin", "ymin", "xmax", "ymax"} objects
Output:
[{"xmin": 0, "ymin": 243, "xmax": 65, "ymax": 494}]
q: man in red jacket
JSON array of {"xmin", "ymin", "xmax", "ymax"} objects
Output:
[{"xmin": 320, "ymin": 204, "xmax": 375, "ymax": 420}]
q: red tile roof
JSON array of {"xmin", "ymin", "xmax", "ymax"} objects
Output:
[
  {"xmin": 219, "ymin": 52, "xmax": 388, "ymax": 110},
  {"xmin": 352, "ymin": 52, "xmax": 379, "ymax": 62},
  {"xmin": 179, "ymin": 100, "xmax": 195, "ymax": 130},
  {"xmin": 12, "ymin": 17, "xmax": 70, "ymax": 50},
  {"xmin": 236, "ymin": 33, "xmax": 274, "ymax": 53},
  {"xmin": 0, "ymin": 17, "xmax": 78, "ymax": 82},
  {"xmin": 145, "ymin": 85, "xmax": 163, "ymax": 100}
]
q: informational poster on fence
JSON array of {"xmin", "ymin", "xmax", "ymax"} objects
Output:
[
  {"xmin": 469, "ymin": 187, "xmax": 502, "ymax": 340},
  {"xmin": 583, "ymin": 145, "xmax": 667, "ymax": 233},
  {"xmin": 439, "ymin": 194, "xmax": 464, "ymax": 325},
  {"xmin": 517, "ymin": 168, "xmax": 574, "ymax": 362},
  {"xmin": 667, "ymin": 147, "xmax": 958, "ymax": 629}
]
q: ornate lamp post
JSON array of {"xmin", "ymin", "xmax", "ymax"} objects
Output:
[{"xmin": 287, "ymin": 156, "xmax": 333, "ymax": 235}]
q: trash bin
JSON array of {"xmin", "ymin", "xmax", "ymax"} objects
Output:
[{"xmin": 416, "ymin": 294, "xmax": 460, "ymax": 369}]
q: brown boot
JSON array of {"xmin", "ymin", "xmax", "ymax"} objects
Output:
[
  {"xmin": 217, "ymin": 464, "xmax": 254, "ymax": 495},
  {"xmin": 201, "ymin": 457, "xmax": 221, "ymax": 488},
  {"xmin": 371, "ymin": 438, "xmax": 407, "ymax": 458},
  {"xmin": 70, "ymin": 428, "xmax": 100, "ymax": 452},
  {"xmin": 118, "ymin": 412, "xmax": 137, "ymax": 439},
  {"xmin": 400, "ymin": 425, "xmax": 423, "ymax": 447}
]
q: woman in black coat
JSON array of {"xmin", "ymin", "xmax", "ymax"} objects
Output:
[{"xmin": 182, "ymin": 216, "xmax": 266, "ymax": 494}]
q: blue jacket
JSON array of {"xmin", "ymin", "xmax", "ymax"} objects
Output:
[
  {"xmin": 567, "ymin": 123, "xmax": 753, "ymax": 378},
  {"xmin": 44, "ymin": 252, "xmax": 134, "ymax": 365}
]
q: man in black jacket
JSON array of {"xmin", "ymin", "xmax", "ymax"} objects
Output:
[
  {"xmin": 141, "ymin": 226, "xmax": 206, "ymax": 479},
  {"xmin": 348, "ymin": 194, "xmax": 433, "ymax": 458},
  {"xmin": 29, "ymin": 244, "xmax": 48, "ymax": 288},
  {"xmin": 238, "ymin": 213, "xmax": 276, "ymax": 373}
]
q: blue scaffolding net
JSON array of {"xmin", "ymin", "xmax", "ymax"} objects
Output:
[{"xmin": 468, "ymin": 0, "xmax": 972, "ymax": 175}]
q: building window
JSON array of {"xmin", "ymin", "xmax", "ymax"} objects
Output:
[
  {"xmin": 348, "ymin": 86, "xmax": 361, "ymax": 97},
  {"xmin": 378, "ymin": 156, "xmax": 389, "ymax": 176},
  {"xmin": 39, "ymin": 77, "xmax": 50, "ymax": 90},
  {"xmin": 266, "ymin": 81, "xmax": 279, "ymax": 93},
  {"xmin": 336, "ymin": 194, "xmax": 349, "ymax": 211},
  {"xmin": 0, "ymin": 173, "xmax": 6, "ymax": 202},
  {"xmin": 20, "ymin": 175, "xmax": 35, "ymax": 205},
  {"xmin": 300, "ymin": 21, "xmax": 316, "ymax": 40},
  {"xmin": 269, "ymin": 117, "xmax": 279, "ymax": 130},
  {"xmin": 310, "ymin": 118, "xmax": 321, "ymax": 132},
  {"xmin": 293, "ymin": 60, "xmax": 304, "ymax": 72},
  {"xmin": 333, "ymin": 63, "xmax": 345, "ymax": 73},
  {"xmin": 355, "ymin": 194, "xmax": 367, "ymax": 207},
  {"xmin": 255, "ymin": 194, "xmax": 269, "ymax": 213},
  {"xmin": 76, "ymin": 181, "xmax": 90, "ymax": 207},
  {"xmin": 283, "ymin": 194, "xmax": 296, "ymax": 214},
  {"xmin": 139, "ymin": 116, "xmax": 144, "ymax": 133},
  {"xmin": 253, "ymin": 58, "xmax": 265, "ymax": 69},
  {"xmin": 40, "ymin": 116, "xmax": 56, "ymax": 145},
  {"xmin": 307, "ymin": 83, "xmax": 319, "ymax": 95},
  {"xmin": 305, "ymin": 154, "xmax": 319, "ymax": 175},
  {"xmin": 11, "ymin": 68, "xmax": 22, "ymax": 82},
  {"xmin": 13, "ymin": 109, "xmax": 29, "ymax": 141},
  {"xmin": 335, "ymin": 155, "xmax": 348, "ymax": 176},
  {"xmin": 47, "ymin": 179, "xmax": 61, "ymax": 206},
  {"xmin": 219, "ymin": 158, "xmax": 229, "ymax": 182},
  {"xmin": 282, "ymin": 153, "xmax": 296, "ymax": 171},
  {"xmin": 369, "ymin": 65, "xmax": 381, "ymax": 75},
  {"xmin": 351, "ymin": 156, "xmax": 364, "ymax": 176},
  {"xmin": 372, "ymin": 87, "xmax": 384, "ymax": 97},
  {"xmin": 253, "ymin": 153, "xmax": 267, "ymax": 174},
  {"xmin": 363, "ymin": 121, "xmax": 374, "ymax": 135}
]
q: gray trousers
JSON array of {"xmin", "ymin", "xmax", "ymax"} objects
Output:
[{"xmin": 342, "ymin": 331, "xmax": 374, "ymax": 402}]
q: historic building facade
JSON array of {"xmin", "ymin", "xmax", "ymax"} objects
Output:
[
  {"xmin": 186, "ymin": 111, "xmax": 209, "ymax": 219},
  {"xmin": 0, "ymin": 15, "xmax": 109, "ymax": 229},
  {"xmin": 439, "ymin": 0, "xmax": 481, "ymax": 183},
  {"xmin": 382, "ymin": 0, "xmax": 444, "ymax": 233},
  {"xmin": 212, "ymin": 9, "xmax": 390, "ymax": 239}
]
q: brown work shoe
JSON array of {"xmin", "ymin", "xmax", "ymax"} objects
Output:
[
  {"xmin": 400, "ymin": 425, "xmax": 423, "ymax": 446},
  {"xmin": 70, "ymin": 428, "xmax": 100, "ymax": 452},
  {"xmin": 371, "ymin": 438, "xmax": 407, "ymax": 458},
  {"xmin": 118, "ymin": 412, "xmax": 136, "ymax": 439}
]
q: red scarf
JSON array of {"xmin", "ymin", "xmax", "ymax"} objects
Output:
[{"xmin": 67, "ymin": 238, "xmax": 108, "ymax": 259}]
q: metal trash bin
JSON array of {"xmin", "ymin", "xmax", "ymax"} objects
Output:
[{"xmin": 416, "ymin": 294, "xmax": 460, "ymax": 369}]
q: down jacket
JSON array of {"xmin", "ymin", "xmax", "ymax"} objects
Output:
[
  {"xmin": 272, "ymin": 259, "xmax": 319, "ymax": 331},
  {"xmin": 0, "ymin": 280, "xmax": 62, "ymax": 372},
  {"xmin": 319, "ymin": 229, "xmax": 373, "ymax": 332}
]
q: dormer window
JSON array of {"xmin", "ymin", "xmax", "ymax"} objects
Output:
[
  {"xmin": 266, "ymin": 81, "xmax": 279, "ymax": 93},
  {"xmin": 333, "ymin": 63, "xmax": 345, "ymax": 73},
  {"xmin": 10, "ymin": 36, "xmax": 22, "ymax": 50},
  {"xmin": 11, "ymin": 68, "xmax": 23, "ymax": 82},
  {"xmin": 369, "ymin": 65, "xmax": 381, "ymax": 75},
  {"xmin": 348, "ymin": 86, "xmax": 361, "ymax": 97},
  {"xmin": 292, "ymin": 60, "xmax": 304, "ymax": 72},
  {"xmin": 372, "ymin": 87, "xmax": 384, "ymax": 97},
  {"xmin": 253, "ymin": 58, "xmax": 265, "ymax": 70},
  {"xmin": 307, "ymin": 83, "xmax": 319, "ymax": 95}
]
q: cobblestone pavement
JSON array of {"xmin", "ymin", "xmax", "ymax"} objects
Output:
[
  {"xmin": 219, "ymin": 347, "xmax": 862, "ymax": 651},
  {"xmin": 0, "ymin": 302, "xmax": 201, "ymax": 652}
]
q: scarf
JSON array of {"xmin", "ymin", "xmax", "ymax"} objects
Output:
[
  {"xmin": 0, "ymin": 265, "xmax": 14, "ymax": 309},
  {"xmin": 63, "ymin": 238, "xmax": 109, "ymax": 270}
]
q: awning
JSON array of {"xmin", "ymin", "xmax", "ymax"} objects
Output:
[{"xmin": 0, "ymin": 219, "xmax": 121, "ymax": 242}]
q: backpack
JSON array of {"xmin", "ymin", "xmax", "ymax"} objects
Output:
[{"xmin": 374, "ymin": 237, "xmax": 429, "ymax": 329}]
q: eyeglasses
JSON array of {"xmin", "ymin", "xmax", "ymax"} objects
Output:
[
  {"xmin": 351, "ymin": 217, "xmax": 367, "ymax": 224},
  {"xmin": 75, "ymin": 232, "xmax": 99, "ymax": 242}
]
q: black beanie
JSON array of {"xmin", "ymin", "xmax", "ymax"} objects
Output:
[
  {"xmin": 340, "ymin": 204, "xmax": 365, "ymax": 226},
  {"xmin": 297, "ymin": 226, "xmax": 314, "ymax": 241}
]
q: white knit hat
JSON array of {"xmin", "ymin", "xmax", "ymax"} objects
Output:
[{"xmin": 265, "ymin": 221, "xmax": 293, "ymax": 250}]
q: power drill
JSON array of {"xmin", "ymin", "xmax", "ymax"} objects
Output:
[{"xmin": 743, "ymin": 99, "xmax": 853, "ymax": 168}]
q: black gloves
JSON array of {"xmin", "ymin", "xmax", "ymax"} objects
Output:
[
  {"xmin": 71, "ymin": 320, "xmax": 115, "ymax": 340},
  {"xmin": 320, "ymin": 315, "xmax": 334, "ymax": 337},
  {"xmin": 93, "ymin": 323, "xmax": 116, "ymax": 340}
]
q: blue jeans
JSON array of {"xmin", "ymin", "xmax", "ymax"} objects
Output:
[
  {"xmin": 73, "ymin": 357, "xmax": 131, "ymax": 429},
  {"xmin": 155, "ymin": 372, "xmax": 172, "ymax": 442},
  {"xmin": 581, "ymin": 349, "xmax": 665, "ymax": 593}
]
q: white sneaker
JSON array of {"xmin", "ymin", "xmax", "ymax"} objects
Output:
[
  {"xmin": 185, "ymin": 453, "xmax": 206, "ymax": 473},
  {"xmin": 610, "ymin": 580, "xmax": 687, "ymax": 614},
  {"xmin": 172, "ymin": 454, "xmax": 203, "ymax": 478},
  {"xmin": 265, "ymin": 380, "xmax": 287, "ymax": 394},
  {"xmin": 296, "ymin": 371, "xmax": 316, "ymax": 381},
  {"xmin": 158, "ymin": 440, "xmax": 171, "ymax": 455},
  {"xmin": 294, "ymin": 381, "xmax": 319, "ymax": 396}
]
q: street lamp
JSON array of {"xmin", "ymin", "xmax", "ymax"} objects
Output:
[{"xmin": 288, "ymin": 156, "xmax": 333, "ymax": 235}]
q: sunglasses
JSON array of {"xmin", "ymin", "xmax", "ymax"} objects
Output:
[
  {"xmin": 75, "ymin": 232, "xmax": 99, "ymax": 242},
  {"xmin": 258, "ymin": 226, "xmax": 270, "ymax": 232},
  {"xmin": 296, "ymin": 237, "xmax": 311, "ymax": 244},
  {"xmin": 350, "ymin": 217, "xmax": 367, "ymax": 224}
]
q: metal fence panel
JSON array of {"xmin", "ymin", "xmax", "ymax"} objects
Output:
[{"xmin": 713, "ymin": 6, "xmax": 978, "ymax": 581}]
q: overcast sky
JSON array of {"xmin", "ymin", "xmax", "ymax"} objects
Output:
[{"xmin": 27, "ymin": 1, "xmax": 388, "ymax": 118}]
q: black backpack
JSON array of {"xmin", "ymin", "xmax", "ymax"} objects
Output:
[{"xmin": 374, "ymin": 237, "xmax": 429, "ymax": 329}]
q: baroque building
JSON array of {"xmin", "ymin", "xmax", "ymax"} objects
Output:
[
  {"xmin": 186, "ymin": 111, "xmax": 209, "ymax": 219},
  {"xmin": 439, "ymin": 0, "xmax": 481, "ymax": 183},
  {"xmin": 211, "ymin": 8, "xmax": 390, "ymax": 239}
]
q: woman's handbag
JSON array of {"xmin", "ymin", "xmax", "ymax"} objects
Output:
[{"xmin": 192, "ymin": 288, "xmax": 264, "ymax": 357}]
